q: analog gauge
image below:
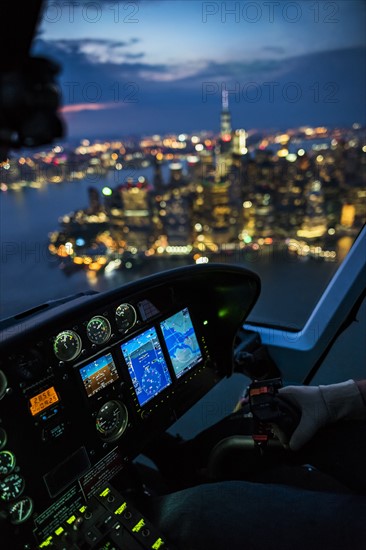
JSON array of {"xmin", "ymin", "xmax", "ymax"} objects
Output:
[
  {"xmin": 0, "ymin": 451, "xmax": 16, "ymax": 476},
  {"xmin": 115, "ymin": 303, "xmax": 137, "ymax": 333},
  {"xmin": 96, "ymin": 400, "xmax": 128, "ymax": 442},
  {"xmin": 0, "ymin": 428, "xmax": 7, "ymax": 450},
  {"xmin": 54, "ymin": 330, "xmax": 82, "ymax": 362},
  {"xmin": 0, "ymin": 473, "xmax": 25, "ymax": 502},
  {"xmin": 8, "ymin": 496, "xmax": 33, "ymax": 525},
  {"xmin": 86, "ymin": 316, "xmax": 111, "ymax": 345},
  {"xmin": 0, "ymin": 370, "xmax": 7, "ymax": 400}
]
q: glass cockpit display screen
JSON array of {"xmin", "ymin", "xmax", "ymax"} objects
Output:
[
  {"xmin": 79, "ymin": 353, "xmax": 119, "ymax": 398},
  {"xmin": 121, "ymin": 327, "xmax": 172, "ymax": 407},
  {"xmin": 160, "ymin": 307, "xmax": 203, "ymax": 379}
]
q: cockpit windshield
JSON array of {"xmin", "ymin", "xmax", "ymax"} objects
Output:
[{"xmin": 1, "ymin": 1, "xmax": 365, "ymax": 328}]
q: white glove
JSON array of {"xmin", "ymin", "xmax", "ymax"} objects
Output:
[{"xmin": 278, "ymin": 380, "xmax": 366, "ymax": 451}]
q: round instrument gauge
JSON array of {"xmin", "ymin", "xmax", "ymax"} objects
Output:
[
  {"xmin": 0, "ymin": 428, "xmax": 7, "ymax": 450},
  {"xmin": 86, "ymin": 316, "xmax": 111, "ymax": 345},
  {"xmin": 96, "ymin": 400, "xmax": 128, "ymax": 442},
  {"xmin": 0, "ymin": 370, "xmax": 7, "ymax": 400},
  {"xmin": 0, "ymin": 473, "xmax": 25, "ymax": 502},
  {"xmin": 54, "ymin": 330, "xmax": 82, "ymax": 362},
  {"xmin": 0, "ymin": 451, "xmax": 16, "ymax": 476},
  {"xmin": 8, "ymin": 496, "xmax": 33, "ymax": 525},
  {"xmin": 115, "ymin": 303, "xmax": 137, "ymax": 333}
]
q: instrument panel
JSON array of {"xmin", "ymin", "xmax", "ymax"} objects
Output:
[{"xmin": 0, "ymin": 264, "xmax": 260, "ymax": 549}]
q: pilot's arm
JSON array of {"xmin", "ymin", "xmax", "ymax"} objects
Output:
[{"xmin": 278, "ymin": 379, "xmax": 366, "ymax": 450}]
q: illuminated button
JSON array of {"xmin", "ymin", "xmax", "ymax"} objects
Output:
[
  {"xmin": 99, "ymin": 487, "xmax": 110, "ymax": 497},
  {"xmin": 132, "ymin": 518, "xmax": 145, "ymax": 532},
  {"xmin": 39, "ymin": 536, "xmax": 53, "ymax": 548},
  {"xmin": 66, "ymin": 515, "xmax": 76, "ymax": 525},
  {"xmin": 114, "ymin": 502, "xmax": 127, "ymax": 515}
]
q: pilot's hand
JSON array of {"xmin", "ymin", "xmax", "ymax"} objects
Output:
[{"xmin": 278, "ymin": 380, "xmax": 366, "ymax": 451}]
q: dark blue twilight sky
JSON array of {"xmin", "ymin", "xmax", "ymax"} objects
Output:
[{"xmin": 33, "ymin": 0, "xmax": 366, "ymax": 138}]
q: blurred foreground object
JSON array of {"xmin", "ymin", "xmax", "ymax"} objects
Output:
[{"xmin": 0, "ymin": 1, "xmax": 64, "ymax": 161}]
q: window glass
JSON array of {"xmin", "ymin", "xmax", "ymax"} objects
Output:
[{"xmin": 1, "ymin": 1, "xmax": 365, "ymax": 327}]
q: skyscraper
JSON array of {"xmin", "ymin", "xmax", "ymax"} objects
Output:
[{"xmin": 220, "ymin": 90, "xmax": 232, "ymax": 140}]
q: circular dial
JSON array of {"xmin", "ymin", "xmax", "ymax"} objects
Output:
[
  {"xmin": 54, "ymin": 330, "xmax": 82, "ymax": 362},
  {"xmin": 0, "ymin": 451, "xmax": 16, "ymax": 476},
  {"xmin": 0, "ymin": 370, "xmax": 8, "ymax": 400},
  {"xmin": 115, "ymin": 303, "xmax": 137, "ymax": 333},
  {"xmin": 96, "ymin": 400, "xmax": 128, "ymax": 442},
  {"xmin": 86, "ymin": 316, "xmax": 111, "ymax": 345},
  {"xmin": 0, "ymin": 473, "xmax": 25, "ymax": 502},
  {"xmin": 8, "ymin": 496, "xmax": 33, "ymax": 525},
  {"xmin": 0, "ymin": 428, "xmax": 7, "ymax": 450}
]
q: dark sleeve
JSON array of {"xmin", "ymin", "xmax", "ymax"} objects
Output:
[{"xmin": 150, "ymin": 481, "xmax": 366, "ymax": 550}]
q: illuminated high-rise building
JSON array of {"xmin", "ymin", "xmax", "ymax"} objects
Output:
[
  {"xmin": 120, "ymin": 182, "xmax": 152, "ymax": 250},
  {"xmin": 232, "ymin": 129, "xmax": 247, "ymax": 156},
  {"xmin": 169, "ymin": 162, "xmax": 184, "ymax": 186},
  {"xmin": 220, "ymin": 90, "xmax": 232, "ymax": 139},
  {"xmin": 164, "ymin": 194, "xmax": 192, "ymax": 246},
  {"xmin": 153, "ymin": 153, "xmax": 164, "ymax": 191}
]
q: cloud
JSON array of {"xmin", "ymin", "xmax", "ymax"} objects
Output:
[
  {"xmin": 31, "ymin": 37, "xmax": 366, "ymax": 136},
  {"xmin": 60, "ymin": 102, "xmax": 122, "ymax": 113},
  {"xmin": 40, "ymin": 38, "xmax": 142, "ymax": 64}
]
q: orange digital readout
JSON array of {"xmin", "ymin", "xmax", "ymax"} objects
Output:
[{"xmin": 29, "ymin": 387, "xmax": 59, "ymax": 416}]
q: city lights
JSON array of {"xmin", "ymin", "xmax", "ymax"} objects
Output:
[{"xmin": 2, "ymin": 100, "xmax": 364, "ymax": 277}]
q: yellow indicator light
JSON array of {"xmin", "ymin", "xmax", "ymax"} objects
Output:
[
  {"xmin": 114, "ymin": 502, "xmax": 127, "ymax": 515},
  {"xmin": 203, "ymin": 320, "xmax": 208, "ymax": 325},
  {"xmin": 66, "ymin": 515, "xmax": 76, "ymax": 524},
  {"xmin": 152, "ymin": 538, "xmax": 165, "ymax": 549},
  {"xmin": 132, "ymin": 518, "xmax": 145, "ymax": 532},
  {"xmin": 100, "ymin": 487, "xmax": 110, "ymax": 497},
  {"xmin": 39, "ymin": 537, "xmax": 53, "ymax": 548},
  {"xmin": 55, "ymin": 527, "xmax": 64, "ymax": 536},
  {"xmin": 79, "ymin": 506, "xmax": 87, "ymax": 513}
]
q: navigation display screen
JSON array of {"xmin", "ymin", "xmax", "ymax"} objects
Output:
[
  {"xmin": 79, "ymin": 353, "xmax": 119, "ymax": 398},
  {"xmin": 121, "ymin": 327, "xmax": 172, "ymax": 407},
  {"xmin": 160, "ymin": 308, "xmax": 203, "ymax": 379}
]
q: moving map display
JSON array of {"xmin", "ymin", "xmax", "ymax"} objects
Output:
[
  {"xmin": 79, "ymin": 353, "xmax": 119, "ymax": 398},
  {"xmin": 121, "ymin": 327, "xmax": 172, "ymax": 407},
  {"xmin": 160, "ymin": 308, "xmax": 202, "ymax": 379}
]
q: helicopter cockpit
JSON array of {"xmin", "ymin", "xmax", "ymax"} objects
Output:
[
  {"xmin": 0, "ymin": 263, "xmax": 261, "ymax": 548},
  {"xmin": 1, "ymin": 1, "xmax": 366, "ymax": 548}
]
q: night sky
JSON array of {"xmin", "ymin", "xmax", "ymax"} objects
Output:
[{"xmin": 33, "ymin": 0, "xmax": 366, "ymax": 137}]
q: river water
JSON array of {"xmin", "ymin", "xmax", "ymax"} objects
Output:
[{"xmin": 0, "ymin": 166, "xmax": 341, "ymax": 328}]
